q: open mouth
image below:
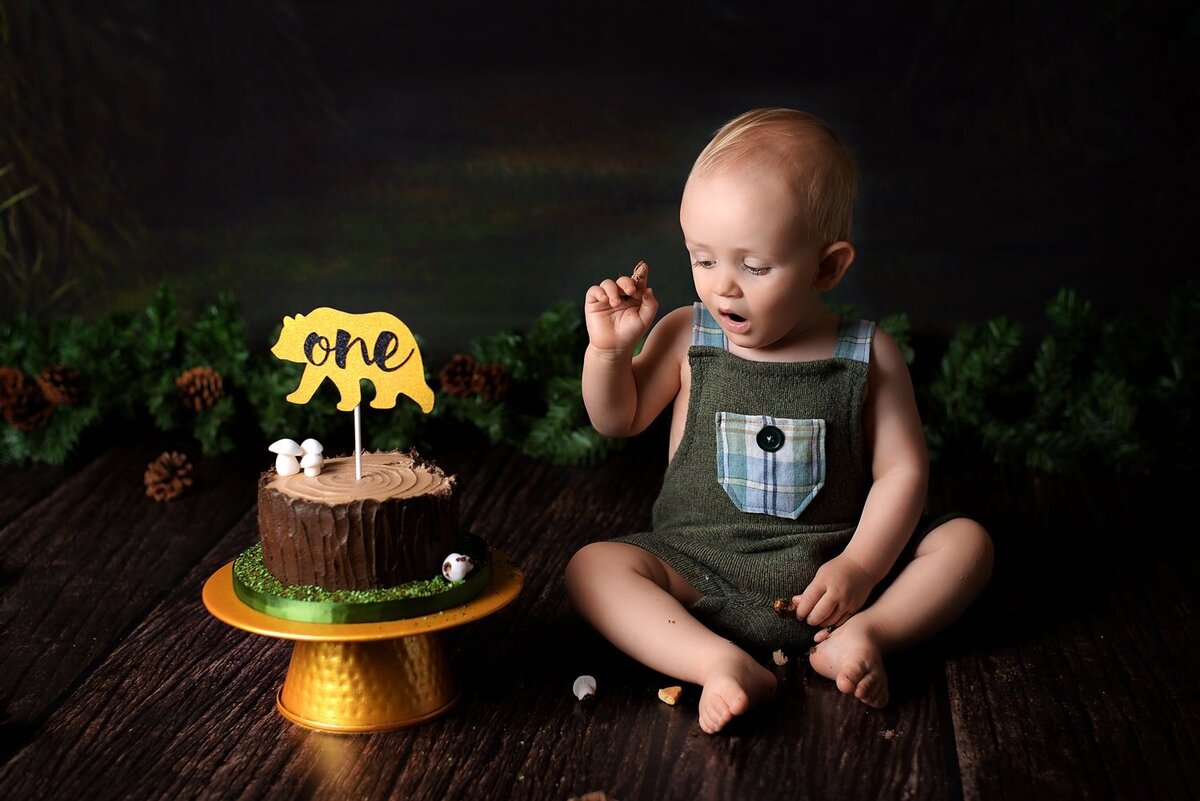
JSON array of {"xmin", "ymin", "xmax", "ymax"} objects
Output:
[{"xmin": 719, "ymin": 310, "xmax": 750, "ymax": 332}]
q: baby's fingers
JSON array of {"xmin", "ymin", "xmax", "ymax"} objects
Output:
[
  {"xmin": 585, "ymin": 284, "xmax": 611, "ymax": 308},
  {"xmin": 791, "ymin": 584, "xmax": 822, "ymax": 622},
  {"xmin": 596, "ymin": 278, "xmax": 627, "ymax": 308},
  {"xmin": 637, "ymin": 287, "xmax": 659, "ymax": 328},
  {"xmin": 614, "ymin": 275, "xmax": 641, "ymax": 301},
  {"xmin": 805, "ymin": 593, "xmax": 841, "ymax": 627}
]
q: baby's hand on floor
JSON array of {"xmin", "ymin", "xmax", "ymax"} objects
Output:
[{"xmin": 791, "ymin": 554, "xmax": 876, "ymax": 628}]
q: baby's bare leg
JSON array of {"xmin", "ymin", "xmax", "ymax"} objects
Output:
[
  {"xmin": 564, "ymin": 542, "xmax": 776, "ymax": 733},
  {"xmin": 809, "ymin": 518, "xmax": 994, "ymax": 707}
]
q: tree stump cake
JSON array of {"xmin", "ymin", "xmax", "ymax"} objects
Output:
[{"xmin": 257, "ymin": 451, "xmax": 459, "ymax": 591}]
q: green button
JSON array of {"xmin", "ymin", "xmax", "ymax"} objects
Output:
[{"xmin": 756, "ymin": 425, "xmax": 785, "ymax": 452}]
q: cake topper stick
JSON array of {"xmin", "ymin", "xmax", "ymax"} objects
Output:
[
  {"xmin": 354, "ymin": 404, "xmax": 363, "ymax": 480},
  {"xmin": 270, "ymin": 308, "xmax": 437, "ymax": 481}
]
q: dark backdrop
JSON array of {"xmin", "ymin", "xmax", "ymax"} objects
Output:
[{"xmin": 8, "ymin": 1, "xmax": 1196, "ymax": 366}]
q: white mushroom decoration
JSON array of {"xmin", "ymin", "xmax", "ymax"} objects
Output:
[
  {"xmin": 573, "ymin": 675, "xmax": 597, "ymax": 701},
  {"xmin": 300, "ymin": 438, "xmax": 325, "ymax": 477},
  {"xmin": 441, "ymin": 552, "xmax": 475, "ymax": 582},
  {"xmin": 269, "ymin": 438, "xmax": 303, "ymax": 476},
  {"xmin": 301, "ymin": 451, "xmax": 325, "ymax": 477},
  {"xmin": 269, "ymin": 437, "xmax": 325, "ymax": 477}
]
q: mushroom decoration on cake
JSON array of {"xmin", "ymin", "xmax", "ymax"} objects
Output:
[
  {"xmin": 269, "ymin": 437, "xmax": 326, "ymax": 477},
  {"xmin": 300, "ymin": 438, "xmax": 324, "ymax": 476},
  {"xmin": 441, "ymin": 553, "xmax": 475, "ymax": 582},
  {"xmin": 269, "ymin": 438, "xmax": 303, "ymax": 476}
]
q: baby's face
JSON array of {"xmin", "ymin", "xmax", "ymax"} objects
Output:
[{"xmin": 680, "ymin": 166, "xmax": 824, "ymax": 353}]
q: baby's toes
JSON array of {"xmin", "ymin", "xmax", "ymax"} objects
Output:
[
  {"xmin": 699, "ymin": 692, "xmax": 728, "ymax": 734},
  {"xmin": 724, "ymin": 686, "xmax": 750, "ymax": 717},
  {"xmin": 836, "ymin": 659, "xmax": 869, "ymax": 696},
  {"xmin": 854, "ymin": 668, "xmax": 889, "ymax": 708}
]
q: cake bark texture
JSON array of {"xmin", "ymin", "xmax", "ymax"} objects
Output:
[{"xmin": 257, "ymin": 450, "xmax": 459, "ymax": 590}]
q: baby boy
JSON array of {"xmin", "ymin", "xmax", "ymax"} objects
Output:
[{"xmin": 566, "ymin": 108, "xmax": 994, "ymax": 734}]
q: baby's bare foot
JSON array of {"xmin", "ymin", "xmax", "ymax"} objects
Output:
[
  {"xmin": 698, "ymin": 648, "xmax": 777, "ymax": 734},
  {"xmin": 808, "ymin": 620, "xmax": 889, "ymax": 708}
]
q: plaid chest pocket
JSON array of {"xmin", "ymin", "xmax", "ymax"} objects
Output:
[{"xmin": 714, "ymin": 412, "xmax": 826, "ymax": 519}]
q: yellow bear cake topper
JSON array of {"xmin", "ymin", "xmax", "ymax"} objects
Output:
[{"xmin": 271, "ymin": 307, "xmax": 435, "ymax": 413}]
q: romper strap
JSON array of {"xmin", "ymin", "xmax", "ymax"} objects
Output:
[
  {"xmin": 833, "ymin": 318, "xmax": 875, "ymax": 363},
  {"xmin": 692, "ymin": 303, "xmax": 728, "ymax": 349}
]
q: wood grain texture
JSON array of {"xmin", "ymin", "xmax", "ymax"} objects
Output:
[
  {"xmin": 0, "ymin": 461, "xmax": 69, "ymax": 529},
  {"xmin": 0, "ymin": 438, "xmax": 1197, "ymax": 800},
  {"xmin": 945, "ymin": 550, "xmax": 1200, "ymax": 801},
  {"xmin": 0, "ymin": 443, "xmax": 257, "ymax": 749},
  {"xmin": 0, "ymin": 444, "xmax": 533, "ymax": 797},
  {"xmin": 934, "ymin": 467, "xmax": 1200, "ymax": 801},
  {"xmin": 433, "ymin": 441, "xmax": 957, "ymax": 801}
]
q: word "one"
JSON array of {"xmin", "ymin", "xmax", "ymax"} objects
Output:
[{"xmin": 302, "ymin": 329, "xmax": 413, "ymax": 372}]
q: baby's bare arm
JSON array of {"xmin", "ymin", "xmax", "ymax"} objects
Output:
[
  {"xmin": 582, "ymin": 304, "xmax": 690, "ymax": 437},
  {"xmin": 792, "ymin": 328, "xmax": 928, "ymax": 627},
  {"xmin": 842, "ymin": 327, "xmax": 929, "ymax": 581}
]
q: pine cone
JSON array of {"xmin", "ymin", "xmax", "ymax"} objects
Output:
[
  {"xmin": 3, "ymin": 381, "xmax": 53, "ymax": 431},
  {"xmin": 0, "ymin": 366, "xmax": 27, "ymax": 414},
  {"xmin": 36, "ymin": 364, "xmax": 84, "ymax": 406},
  {"xmin": 438, "ymin": 354, "xmax": 478, "ymax": 397},
  {"xmin": 144, "ymin": 451, "xmax": 194, "ymax": 502},
  {"xmin": 470, "ymin": 362, "xmax": 511, "ymax": 403},
  {"xmin": 175, "ymin": 366, "xmax": 224, "ymax": 412}
]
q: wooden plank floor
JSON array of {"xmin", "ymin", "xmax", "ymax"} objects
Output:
[{"xmin": 0, "ymin": 437, "xmax": 1196, "ymax": 800}]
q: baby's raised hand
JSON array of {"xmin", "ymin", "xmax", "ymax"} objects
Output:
[
  {"xmin": 584, "ymin": 260, "xmax": 658, "ymax": 355},
  {"xmin": 791, "ymin": 554, "xmax": 876, "ymax": 629}
]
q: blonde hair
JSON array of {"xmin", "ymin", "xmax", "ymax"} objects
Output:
[{"xmin": 688, "ymin": 108, "xmax": 859, "ymax": 246}]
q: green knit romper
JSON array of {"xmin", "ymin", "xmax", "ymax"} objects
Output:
[{"xmin": 614, "ymin": 303, "xmax": 877, "ymax": 651}]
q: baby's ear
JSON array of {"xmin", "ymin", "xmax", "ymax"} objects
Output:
[{"xmin": 813, "ymin": 241, "xmax": 855, "ymax": 291}]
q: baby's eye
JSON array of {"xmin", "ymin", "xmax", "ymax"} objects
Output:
[
  {"xmin": 743, "ymin": 263, "xmax": 770, "ymax": 275},
  {"xmin": 691, "ymin": 259, "xmax": 716, "ymax": 269}
]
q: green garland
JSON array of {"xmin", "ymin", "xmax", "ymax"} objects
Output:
[
  {"xmin": 1, "ymin": 284, "xmax": 1197, "ymax": 478},
  {"xmin": 922, "ymin": 286, "xmax": 1199, "ymax": 476},
  {"xmin": 0, "ymin": 285, "xmax": 618, "ymax": 467}
]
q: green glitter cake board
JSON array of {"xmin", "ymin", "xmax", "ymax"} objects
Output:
[{"xmin": 232, "ymin": 533, "xmax": 492, "ymax": 624}]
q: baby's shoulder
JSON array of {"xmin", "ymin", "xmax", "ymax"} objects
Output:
[
  {"xmin": 648, "ymin": 305, "xmax": 695, "ymax": 348},
  {"xmin": 864, "ymin": 324, "xmax": 916, "ymax": 398},
  {"xmin": 867, "ymin": 324, "xmax": 906, "ymax": 370},
  {"xmin": 661, "ymin": 304, "xmax": 696, "ymax": 326},
  {"xmin": 633, "ymin": 305, "xmax": 694, "ymax": 372}
]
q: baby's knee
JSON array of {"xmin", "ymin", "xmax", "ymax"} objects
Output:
[
  {"xmin": 565, "ymin": 541, "xmax": 626, "ymax": 587},
  {"xmin": 946, "ymin": 518, "xmax": 994, "ymax": 577},
  {"xmin": 924, "ymin": 518, "xmax": 993, "ymax": 570},
  {"xmin": 565, "ymin": 541, "xmax": 664, "ymax": 586},
  {"xmin": 564, "ymin": 542, "xmax": 603, "ymax": 585},
  {"xmin": 962, "ymin": 519, "xmax": 993, "ymax": 566}
]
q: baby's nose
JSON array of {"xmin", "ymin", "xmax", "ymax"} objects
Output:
[{"xmin": 714, "ymin": 264, "xmax": 742, "ymax": 297}]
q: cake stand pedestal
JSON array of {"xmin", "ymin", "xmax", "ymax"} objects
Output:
[{"xmin": 202, "ymin": 551, "xmax": 522, "ymax": 733}]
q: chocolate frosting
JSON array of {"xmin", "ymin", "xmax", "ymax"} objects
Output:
[{"xmin": 257, "ymin": 451, "xmax": 460, "ymax": 591}]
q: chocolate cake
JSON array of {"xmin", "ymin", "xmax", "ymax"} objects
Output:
[{"xmin": 257, "ymin": 450, "xmax": 459, "ymax": 591}]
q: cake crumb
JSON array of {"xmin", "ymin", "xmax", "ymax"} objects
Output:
[
  {"xmin": 568, "ymin": 793, "xmax": 618, "ymax": 801},
  {"xmin": 772, "ymin": 597, "xmax": 797, "ymax": 618},
  {"xmin": 882, "ymin": 728, "xmax": 901, "ymax": 741},
  {"xmin": 658, "ymin": 686, "xmax": 683, "ymax": 705},
  {"xmin": 771, "ymin": 649, "xmax": 789, "ymax": 666}
]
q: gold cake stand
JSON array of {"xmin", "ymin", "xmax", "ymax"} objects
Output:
[{"xmin": 202, "ymin": 551, "xmax": 523, "ymax": 733}]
